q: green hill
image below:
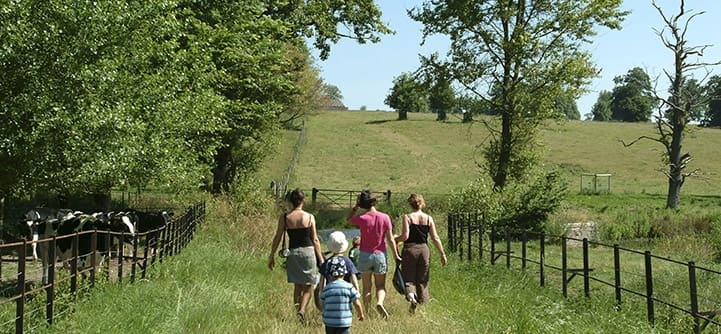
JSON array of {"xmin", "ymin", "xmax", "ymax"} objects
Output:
[{"xmin": 265, "ymin": 110, "xmax": 721, "ymax": 196}]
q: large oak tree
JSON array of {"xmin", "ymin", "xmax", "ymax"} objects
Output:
[{"xmin": 411, "ymin": 0, "xmax": 627, "ymax": 190}]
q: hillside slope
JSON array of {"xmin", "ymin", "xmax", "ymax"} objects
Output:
[{"xmin": 266, "ymin": 111, "xmax": 721, "ymax": 196}]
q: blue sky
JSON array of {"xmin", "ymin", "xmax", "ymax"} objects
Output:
[{"xmin": 313, "ymin": 0, "xmax": 721, "ymax": 117}]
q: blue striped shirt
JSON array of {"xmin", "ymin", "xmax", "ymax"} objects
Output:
[{"xmin": 320, "ymin": 279, "xmax": 360, "ymax": 328}]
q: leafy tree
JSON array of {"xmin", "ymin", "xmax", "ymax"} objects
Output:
[
  {"xmin": 384, "ymin": 73, "xmax": 428, "ymax": 120},
  {"xmin": 0, "ymin": 1, "xmax": 226, "ymax": 206},
  {"xmin": 323, "ymin": 84, "xmax": 344, "ymax": 102},
  {"xmin": 704, "ymin": 75, "xmax": 721, "ymax": 126},
  {"xmin": 418, "ymin": 54, "xmax": 456, "ymax": 121},
  {"xmin": 191, "ymin": 1, "xmax": 391, "ymax": 193},
  {"xmin": 610, "ymin": 67, "xmax": 655, "ymax": 122},
  {"xmin": 262, "ymin": 0, "xmax": 392, "ymax": 60},
  {"xmin": 554, "ymin": 95, "xmax": 580, "ymax": 120},
  {"xmin": 411, "ymin": 0, "xmax": 627, "ymax": 190},
  {"xmin": 590, "ymin": 90, "xmax": 613, "ymax": 121},
  {"xmin": 279, "ymin": 44, "xmax": 326, "ymax": 128},
  {"xmin": 677, "ymin": 78, "xmax": 706, "ymax": 122}
]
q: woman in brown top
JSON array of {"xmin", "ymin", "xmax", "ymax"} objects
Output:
[
  {"xmin": 268, "ymin": 189, "xmax": 324, "ymax": 321},
  {"xmin": 395, "ymin": 193, "xmax": 447, "ymax": 313}
]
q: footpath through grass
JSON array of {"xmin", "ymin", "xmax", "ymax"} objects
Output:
[{"xmin": 32, "ymin": 198, "xmax": 686, "ymax": 334}]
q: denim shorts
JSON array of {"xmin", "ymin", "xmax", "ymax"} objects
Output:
[{"xmin": 356, "ymin": 250, "xmax": 388, "ymax": 274}]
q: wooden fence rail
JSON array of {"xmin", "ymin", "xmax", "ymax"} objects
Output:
[
  {"xmin": 0, "ymin": 201, "xmax": 205, "ymax": 334},
  {"xmin": 448, "ymin": 212, "xmax": 721, "ymax": 333}
]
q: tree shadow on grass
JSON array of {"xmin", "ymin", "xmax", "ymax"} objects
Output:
[{"xmin": 365, "ymin": 119, "xmax": 395, "ymax": 125}]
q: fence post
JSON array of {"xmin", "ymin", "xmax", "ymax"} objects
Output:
[
  {"xmin": 539, "ymin": 232, "xmax": 545, "ymax": 287},
  {"xmin": 505, "ymin": 228, "xmax": 511, "ymax": 269},
  {"xmin": 90, "ymin": 230, "xmax": 97, "ymax": 288},
  {"xmin": 644, "ymin": 251, "xmax": 654, "ymax": 325},
  {"xmin": 478, "ymin": 213, "xmax": 483, "ymax": 263},
  {"xmin": 490, "ymin": 226, "xmax": 496, "ymax": 265},
  {"xmin": 689, "ymin": 261, "xmax": 699, "ymax": 334},
  {"xmin": 312, "ymin": 188, "xmax": 318, "ymax": 206},
  {"xmin": 614, "ymin": 244, "xmax": 621, "ymax": 306},
  {"xmin": 459, "ymin": 216, "xmax": 464, "ymax": 261},
  {"xmin": 118, "ymin": 231, "xmax": 124, "ymax": 283},
  {"xmin": 131, "ymin": 232, "xmax": 138, "ymax": 283},
  {"xmin": 71, "ymin": 232, "xmax": 78, "ymax": 293},
  {"xmin": 521, "ymin": 230, "xmax": 527, "ymax": 272},
  {"xmin": 447, "ymin": 213, "xmax": 454, "ymax": 253},
  {"xmin": 467, "ymin": 213, "xmax": 472, "ymax": 261},
  {"xmin": 562, "ymin": 236, "xmax": 567, "ymax": 298},
  {"xmin": 583, "ymin": 238, "xmax": 590, "ymax": 298},
  {"xmin": 16, "ymin": 241, "xmax": 26, "ymax": 334},
  {"xmin": 386, "ymin": 190, "xmax": 391, "ymax": 205},
  {"xmin": 47, "ymin": 237, "xmax": 56, "ymax": 324}
]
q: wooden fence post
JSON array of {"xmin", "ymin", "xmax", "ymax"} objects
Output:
[
  {"xmin": 562, "ymin": 236, "xmax": 567, "ymax": 298},
  {"xmin": 16, "ymin": 241, "xmax": 26, "ymax": 334},
  {"xmin": 614, "ymin": 244, "xmax": 621, "ymax": 306},
  {"xmin": 490, "ymin": 227, "xmax": 496, "ymax": 265},
  {"xmin": 467, "ymin": 213, "xmax": 472, "ymax": 261},
  {"xmin": 521, "ymin": 230, "xmax": 527, "ymax": 272},
  {"xmin": 689, "ymin": 261, "xmax": 699, "ymax": 334},
  {"xmin": 644, "ymin": 251, "xmax": 654, "ymax": 325},
  {"xmin": 540, "ymin": 232, "xmax": 545, "ymax": 287},
  {"xmin": 477, "ymin": 213, "xmax": 483, "ymax": 263},
  {"xmin": 583, "ymin": 238, "xmax": 590, "ymax": 298}
]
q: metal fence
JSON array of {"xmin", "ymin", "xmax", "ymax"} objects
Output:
[
  {"xmin": 448, "ymin": 212, "xmax": 721, "ymax": 333},
  {"xmin": 0, "ymin": 202, "xmax": 205, "ymax": 334},
  {"xmin": 309, "ymin": 188, "xmax": 392, "ymax": 208}
]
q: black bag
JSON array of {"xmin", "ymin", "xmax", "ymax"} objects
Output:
[{"xmin": 392, "ymin": 261, "xmax": 406, "ymax": 295}]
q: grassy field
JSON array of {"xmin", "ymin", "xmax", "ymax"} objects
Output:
[
  {"xmin": 34, "ymin": 198, "xmax": 686, "ymax": 333},
  {"xmin": 264, "ymin": 110, "xmax": 721, "ymax": 196},
  {"xmin": 22, "ymin": 110, "xmax": 721, "ymax": 333}
]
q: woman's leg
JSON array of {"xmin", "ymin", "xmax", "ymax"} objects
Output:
[
  {"xmin": 416, "ymin": 245, "xmax": 431, "ymax": 303},
  {"xmin": 293, "ymin": 284, "xmax": 302, "ymax": 311},
  {"xmin": 361, "ymin": 272, "xmax": 373, "ymax": 310},
  {"xmin": 298, "ymin": 284, "xmax": 313, "ymax": 316}
]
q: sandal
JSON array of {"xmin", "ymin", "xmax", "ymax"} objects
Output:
[{"xmin": 376, "ymin": 304, "xmax": 389, "ymax": 319}]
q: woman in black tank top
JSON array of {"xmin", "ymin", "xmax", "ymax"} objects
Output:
[
  {"xmin": 395, "ymin": 193, "xmax": 448, "ymax": 313},
  {"xmin": 268, "ymin": 189, "xmax": 324, "ymax": 321}
]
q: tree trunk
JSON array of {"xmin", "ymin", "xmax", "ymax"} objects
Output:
[
  {"xmin": 436, "ymin": 110, "xmax": 447, "ymax": 121},
  {"xmin": 211, "ymin": 145, "xmax": 235, "ymax": 194},
  {"xmin": 493, "ymin": 113, "xmax": 512, "ymax": 190},
  {"xmin": 398, "ymin": 110, "xmax": 407, "ymax": 120},
  {"xmin": 462, "ymin": 111, "xmax": 472, "ymax": 123},
  {"xmin": 666, "ymin": 115, "xmax": 685, "ymax": 209}
]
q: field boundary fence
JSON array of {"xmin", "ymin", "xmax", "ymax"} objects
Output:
[
  {"xmin": 271, "ymin": 122, "xmax": 306, "ymax": 199},
  {"xmin": 309, "ymin": 188, "xmax": 392, "ymax": 209},
  {"xmin": 0, "ymin": 201, "xmax": 205, "ymax": 334},
  {"xmin": 448, "ymin": 212, "xmax": 721, "ymax": 333}
]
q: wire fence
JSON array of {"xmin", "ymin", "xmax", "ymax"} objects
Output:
[
  {"xmin": 0, "ymin": 202, "xmax": 205, "ymax": 334},
  {"xmin": 271, "ymin": 122, "xmax": 306, "ymax": 199},
  {"xmin": 448, "ymin": 212, "xmax": 721, "ymax": 333}
]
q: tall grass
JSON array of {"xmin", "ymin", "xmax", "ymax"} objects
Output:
[{"xmin": 36, "ymin": 196, "xmax": 687, "ymax": 333}]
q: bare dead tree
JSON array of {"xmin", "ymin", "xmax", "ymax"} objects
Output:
[{"xmin": 622, "ymin": 1, "xmax": 720, "ymax": 209}]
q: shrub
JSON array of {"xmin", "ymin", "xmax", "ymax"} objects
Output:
[{"xmin": 448, "ymin": 171, "xmax": 568, "ymax": 235}]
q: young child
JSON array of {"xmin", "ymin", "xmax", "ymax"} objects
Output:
[
  {"xmin": 320, "ymin": 256, "xmax": 365, "ymax": 333},
  {"xmin": 319, "ymin": 231, "xmax": 360, "ymax": 291},
  {"xmin": 348, "ymin": 236, "xmax": 361, "ymax": 267}
]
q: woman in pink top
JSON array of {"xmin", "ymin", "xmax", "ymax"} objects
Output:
[{"xmin": 347, "ymin": 190, "xmax": 400, "ymax": 319}]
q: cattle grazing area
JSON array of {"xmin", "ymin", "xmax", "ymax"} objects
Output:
[{"xmin": 0, "ymin": 202, "xmax": 205, "ymax": 333}]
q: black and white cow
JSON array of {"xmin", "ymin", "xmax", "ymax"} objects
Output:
[
  {"xmin": 20, "ymin": 209, "xmax": 130, "ymax": 284},
  {"xmin": 21, "ymin": 208, "xmax": 73, "ymax": 260},
  {"xmin": 126, "ymin": 209, "xmax": 172, "ymax": 254}
]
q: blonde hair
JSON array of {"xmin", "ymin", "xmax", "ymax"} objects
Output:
[{"xmin": 407, "ymin": 193, "xmax": 425, "ymax": 210}]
